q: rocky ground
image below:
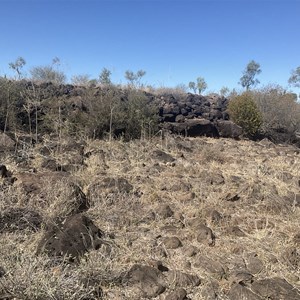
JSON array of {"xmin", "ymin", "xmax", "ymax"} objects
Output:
[{"xmin": 0, "ymin": 133, "xmax": 300, "ymax": 299}]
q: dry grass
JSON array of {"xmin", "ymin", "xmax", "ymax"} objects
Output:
[{"xmin": 0, "ymin": 135, "xmax": 300, "ymax": 299}]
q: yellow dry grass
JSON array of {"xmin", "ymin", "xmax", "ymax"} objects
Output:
[{"xmin": 0, "ymin": 135, "xmax": 299, "ymax": 299}]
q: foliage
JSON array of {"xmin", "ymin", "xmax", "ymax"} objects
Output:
[
  {"xmin": 219, "ymin": 86, "xmax": 230, "ymax": 97},
  {"xmin": 125, "ymin": 70, "xmax": 146, "ymax": 88},
  {"xmin": 239, "ymin": 60, "xmax": 261, "ymax": 90},
  {"xmin": 71, "ymin": 74, "xmax": 91, "ymax": 86},
  {"xmin": 252, "ymin": 85, "xmax": 300, "ymax": 143},
  {"xmin": 196, "ymin": 77, "xmax": 207, "ymax": 94},
  {"xmin": 188, "ymin": 77, "xmax": 207, "ymax": 94},
  {"xmin": 30, "ymin": 58, "xmax": 66, "ymax": 84},
  {"xmin": 228, "ymin": 92, "xmax": 263, "ymax": 137},
  {"xmin": 188, "ymin": 81, "xmax": 197, "ymax": 93},
  {"xmin": 99, "ymin": 68, "xmax": 112, "ymax": 85},
  {"xmin": 122, "ymin": 90, "xmax": 159, "ymax": 139},
  {"xmin": 288, "ymin": 66, "xmax": 300, "ymax": 88},
  {"xmin": 59, "ymin": 87, "xmax": 158, "ymax": 140},
  {"xmin": 0, "ymin": 79, "xmax": 27, "ymax": 132},
  {"xmin": 9, "ymin": 57, "xmax": 26, "ymax": 80}
]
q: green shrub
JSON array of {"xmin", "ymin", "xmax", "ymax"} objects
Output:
[{"xmin": 228, "ymin": 92, "xmax": 263, "ymax": 137}]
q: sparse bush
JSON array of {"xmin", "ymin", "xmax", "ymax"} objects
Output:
[
  {"xmin": 252, "ymin": 85, "xmax": 300, "ymax": 143},
  {"xmin": 228, "ymin": 92, "xmax": 263, "ymax": 137},
  {"xmin": 30, "ymin": 58, "xmax": 66, "ymax": 84}
]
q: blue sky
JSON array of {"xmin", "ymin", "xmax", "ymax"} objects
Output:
[{"xmin": 1, "ymin": 0, "xmax": 299, "ymax": 93}]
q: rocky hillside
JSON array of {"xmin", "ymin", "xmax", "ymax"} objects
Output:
[
  {"xmin": 0, "ymin": 133, "xmax": 300, "ymax": 299},
  {"xmin": 0, "ymin": 80, "xmax": 243, "ymax": 141}
]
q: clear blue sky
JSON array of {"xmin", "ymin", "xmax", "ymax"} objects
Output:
[{"xmin": 1, "ymin": 0, "xmax": 299, "ymax": 93}]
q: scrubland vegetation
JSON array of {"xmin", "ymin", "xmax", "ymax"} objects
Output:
[{"xmin": 0, "ymin": 58, "xmax": 300, "ymax": 299}]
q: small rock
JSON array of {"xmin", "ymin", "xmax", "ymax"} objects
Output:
[
  {"xmin": 165, "ymin": 288, "xmax": 187, "ymax": 300},
  {"xmin": 228, "ymin": 283, "xmax": 262, "ymax": 300},
  {"xmin": 201, "ymin": 281, "xmax": 219, "ymax": 300},
  {"xmin": 251, "ymin": 277, "xmax": 300, "ymax": 299},
  {"xmin": 0, "ymin": 165, "xmax": 8, "ymax": 178},
  {"xmin": 152, "ymin": 150, "xmax": 175, "ymax": 163},
  {"xmin": 166, "ymin": 271, "xmax": 201, "ymax": 288},
  {"xmin": 210, "ymin": 210, "xmax": 222, "ymax": 224},
  {"xmin": 196, "ymin": 224, "xmax": 215, "ymax": 246},
  {"xmin": 226, "ymin": 226, "xmax": 246, "ymax": 237},
  {"xmin": 183, "ymin": 245, "xmax": 198, "ymax": 257},
  {"xmin": 194, "ymin": 255, "xmax": 226, "ymax": 279},
  {"xmin": 163, "ymin": 236, "xmax": 182, "ymax": 249},
  {"xmin": 156, "ymin": 204, "xmax": 174, "ymax": 219},
  {"xmin": 0, "ymin": 266, "xmax": 5, "ymax": 277},
  {"xmin": 125, "ymin": 264, "xmax": 166, "ymax": 298},
  {"xmin": 224, "ymin": 192, "xmax": 240, "ymax": 202},
  {"xmin": 230, "ymin": 269, "xmax": 253, "ymax": 285},
  {"xmin": 245, "ymin": 253, "xmax": 264, "ymax": 274}
]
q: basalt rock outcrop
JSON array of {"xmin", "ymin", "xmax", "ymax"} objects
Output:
[{"xmin": 157, "ymin": 92, "xmax": 239, "ymax": 138}]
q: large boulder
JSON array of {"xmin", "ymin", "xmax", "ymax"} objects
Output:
[
  {"xmin": 163, "ymin": 119, "xmax": 219, "ymax": 137},
  {"xmin": 216, "ymin": 120, "xmax": 243, "ymax": 138},
  {"xmin": 37, "ymin": 214, "xmax": 103, "ymax": 261}
]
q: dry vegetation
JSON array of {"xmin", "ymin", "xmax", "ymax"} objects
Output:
[{"xmin": 0, "ymin": 134, "xmax": 300, "ymax": 299}]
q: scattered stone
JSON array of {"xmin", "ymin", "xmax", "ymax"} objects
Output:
[
  {"xmin": 196, "ymin": 224, "xmax": 215, "ymax": 246},
  {"xmin": 165, "ymin": 288, "xmax": 187, "ymax": 300},
  {"xmin": 161, "ymin": 225, "xmax": 180, "ymax": 234},
  {"xmin": 0, "ymin": 266, "xmax": 5, "ymax": 277},
  {"xmin": 152, "ymin": 150, "xmax": 175, "ymax": 163},
  {"xmin": 245, "ymin": 253, "xmax": 264, "ymax": 274},
  {"xmin": 0, "ymin": 165, "xmax": 9, "ymax": 178},
  {"xmin": 228, "ymin": 283, "xmax": 262, "ymax": 300},
  {"xmin": 226, "ymin": 226, "xmax": 246, "ymax": 237},
  {"xmin": 163, "ymin": 236, "xmax": 182, "ymax": 249},
  {"xmin": 229, "ymin": 269, "xmax": 253, "ymax": 285},
  {"xmin": 187, "ymin": 217, "xmax": 206, "ymax": 229},
  {"xmin": 166, "ymin": 271, "xmax": 200, "ymax": 288},
  {"xmin": 210, "ymin": 210, "xmax": 222, "ymax": 224},
  {"xmin": 156, "ymin": 204, "xmax": 174, "ymax": 219},
  {"xmin": 37, "ymin": 214, "xmax": 103, "ymax": 261},
  {"xmin": 251, "ymin": 277, "xmax": 300, "ymax": 299},
  {"xmin": 125, "ymin": 264, "xmax": 166, "ymax": 298},
  {"xmin": 216, "ymin": 120, "xmax": 243, "ymax": 139},
  {"xmin": 202, "ymin": 172, "xmax": 225, "ymax": 185},
  {"xmin": 88, "ymin": 177, "xmax": 133, "ymax": 195},
  {"xmin": 224, "ymin": 192, "xmax": 240, "ymax": 202},
  {"xmin": 148, "ymin": 260, "xmax": 169, "ymax": 272},
  {"xmin": 194, "ymin": 255, "xmax": 226, "ymax": 279},
  {"xmin": 183, "ymin": 245, "xmax": 198, "ymax": 257},
  {"xmin": 200, "ymin": 281, "xmax": 219, "ymax": 300},
  {"xmin": 0, "ymin": 207, "xmax": 43, "ymax": 233}
]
